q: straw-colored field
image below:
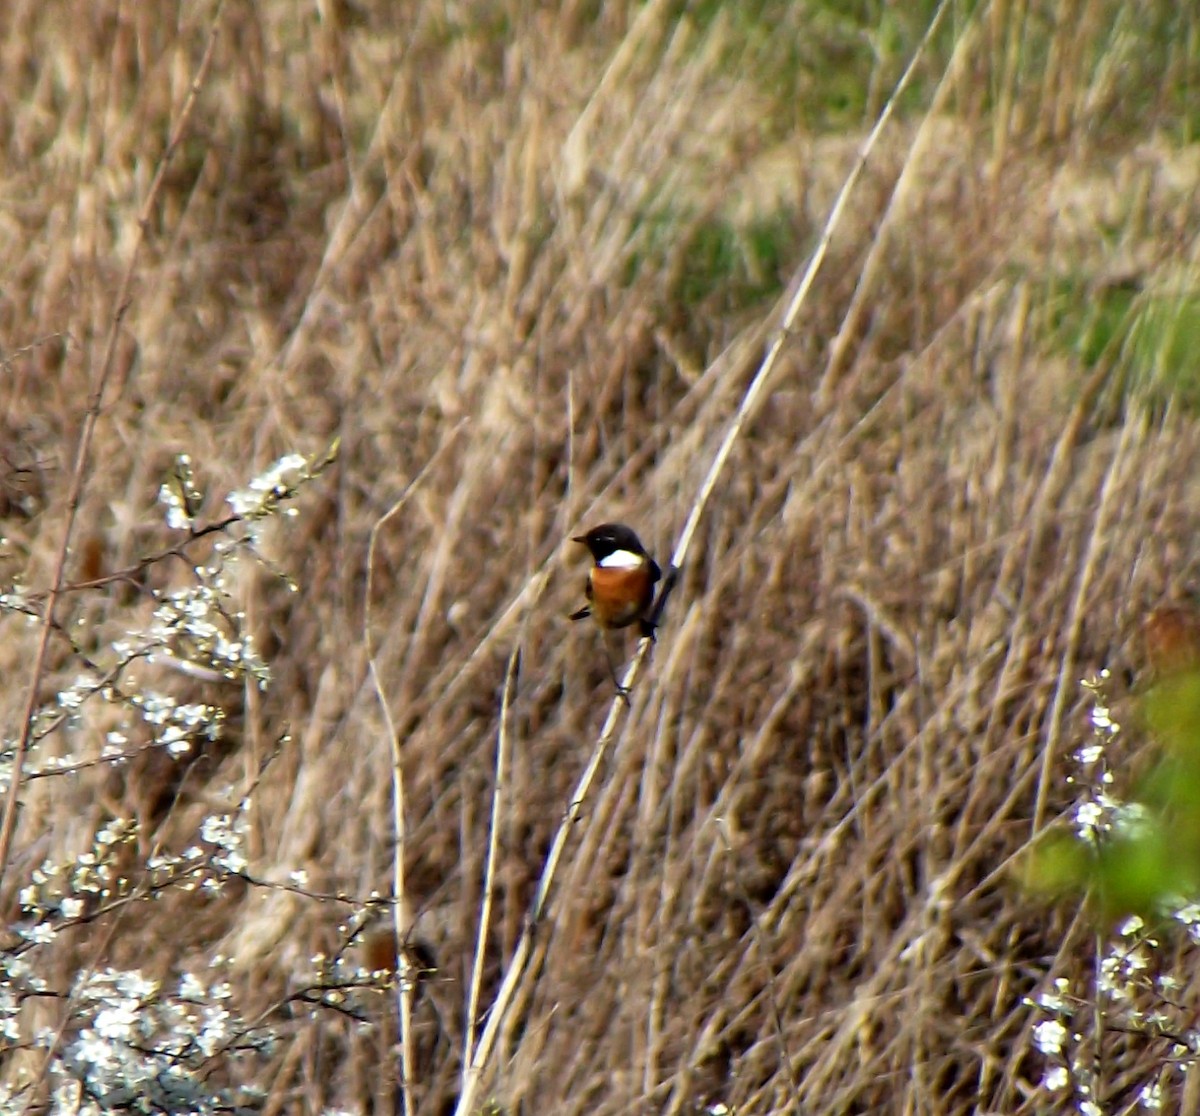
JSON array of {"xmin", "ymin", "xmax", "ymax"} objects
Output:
[{"xmin": 3, "ymin": 2, "xmax": 1200, "ymax": 1112}]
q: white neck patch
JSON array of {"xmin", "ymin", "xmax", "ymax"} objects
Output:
[{"xmin": 599, "ymin": 549, "xmax": 643, "ymax": 569}]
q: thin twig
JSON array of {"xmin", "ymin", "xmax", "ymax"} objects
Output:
[
  {"xmin": 0, "ymin": 0, "xmax": 228, "ymax": 895},
  {"xmin": 364, "ymin": 421, "xmax": 467, "ymax": 1116},
  {"xmin": 27, "ymin": 514, "xmax": 242, "ymax": 602},
  {"xmin": 460, "ymin": 645, "xmax": 520, "ymax": 1110}
]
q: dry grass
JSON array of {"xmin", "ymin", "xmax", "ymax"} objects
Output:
[{"xmin": 3, "ymin": 1, "xmax": 1200, "ymax": 1112}]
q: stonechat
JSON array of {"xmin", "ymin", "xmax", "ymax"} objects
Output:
[
  {"xmin": 569, "ymin": 523, "xmax": 661, "ymax": 636},
  {"xmin": 570, "ymin": 523, "xmax": 662, "ymax": 697}
]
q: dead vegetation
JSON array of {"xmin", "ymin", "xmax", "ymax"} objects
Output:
[{"xmin": 2, "ymin": 1, "xmax": 1200, "ymax": 1112}]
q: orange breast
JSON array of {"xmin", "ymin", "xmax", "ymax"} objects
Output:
[{"xmin": 589, "ymin": 565, "xmax": 654, "ymax": 629}]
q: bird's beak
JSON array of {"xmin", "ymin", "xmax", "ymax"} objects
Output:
[{"xmin": 571, "ymin": 535, "xmax": 587, "ymax": 544}]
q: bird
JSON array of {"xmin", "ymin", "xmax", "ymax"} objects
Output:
[
  {"xmin": 570, "ymin": 523, "xmax": 662, "ymax": 695},
  {"xmin": 570, "ymin": 522, "xmax": 662, "ymax": 634}
]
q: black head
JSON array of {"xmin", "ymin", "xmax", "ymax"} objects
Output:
[{"xmin": 572, "ymin": 522, "xmax": 648, "ymax": 563}]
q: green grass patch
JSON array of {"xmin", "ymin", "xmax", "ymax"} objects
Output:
[
  {"xmin": 1047, "ymin": 276, "xmax": 1200, "ymax": 410},
  {"xmin": 674, "ymin": 213, "xmax": 795, "ymax": 309},
  {"xmin": 623, "ymin": 205, "xmax": 798, "ymax": 315}
]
